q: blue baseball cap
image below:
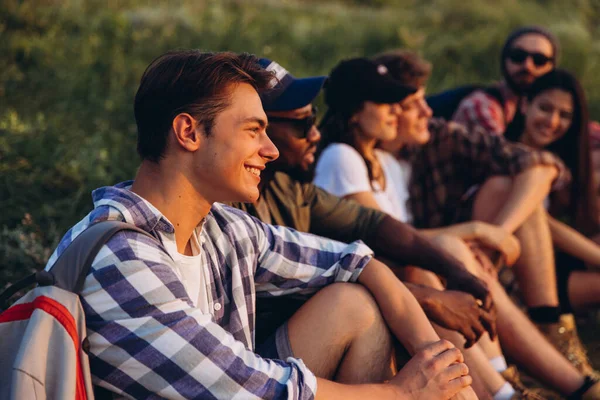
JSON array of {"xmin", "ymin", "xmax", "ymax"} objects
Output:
[{"xmin": 258, "ymin": 58, "xmax": 327, "ymax": 112}]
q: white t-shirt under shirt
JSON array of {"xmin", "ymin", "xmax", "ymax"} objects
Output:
[
  {"xmin": 314, "ymin": 143, "xmax": 413, "ymax": 223},
  {"xmin": 144, "ymin": 200, "xmax": 211, "ymax": 313}
]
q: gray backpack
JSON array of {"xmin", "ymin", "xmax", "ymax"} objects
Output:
[{"xmin": 0, "ymin": 221, "xmax": 154, "ymax": 400}]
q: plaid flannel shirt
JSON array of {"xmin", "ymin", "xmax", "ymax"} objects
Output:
[
  {"xmin": 451, "ymin": 82, "xmax": 518, "ymax": 135},
  {"xmin": 44, "ymin": 182, "xmax": 373, "ymax": 399},
  {"xmin": 404, "ymin": 118, "xmax": 571, "ymax": 229}
]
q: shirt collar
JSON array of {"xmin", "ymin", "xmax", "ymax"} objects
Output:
[{"xmin": 91, "ymin": 181, "xmax": 176, "ymax": 234}]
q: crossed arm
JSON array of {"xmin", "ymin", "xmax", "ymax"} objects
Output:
[{"xmin": 490, "ymin": 165, "xmax": 558, "ymax": 233}]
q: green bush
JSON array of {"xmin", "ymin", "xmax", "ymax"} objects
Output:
[{"xmin": 2, "ymin": 0, "xmax": 600, "ymax": 288}]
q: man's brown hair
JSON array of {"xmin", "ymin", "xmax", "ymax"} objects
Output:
[
  {"xmin": 372, "ymin": 50, "xmax": 432, "ymax": 88},
  {"xmin": 134, "ymin": 50, "xmax": 274, "ymax": 162}
]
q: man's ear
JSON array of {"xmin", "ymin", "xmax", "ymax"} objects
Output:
[{"xmin": 172, "ymin": 113, "xmax": 204, "ymax": 152}]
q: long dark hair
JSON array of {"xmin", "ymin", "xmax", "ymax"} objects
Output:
[
  {"xmin": 505, "ymin": 69, "xmax": 598, "ymax": 235},
  {"xmin": 318, "ymin": 105, "xmax": 382, "ymax": 190}
]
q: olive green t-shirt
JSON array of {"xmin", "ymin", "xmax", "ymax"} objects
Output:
[{"xmin": 229, "ymin": 172, "xmax": 386, "ymax": 244}]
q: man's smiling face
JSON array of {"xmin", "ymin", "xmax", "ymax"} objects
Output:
[
  {"xmin": 265, "ymin": 103, "xmax": 321, "ymax": 182},
  {"xmin": 193, "ymin": 83, "xmax": 279, "ymax": 203}
]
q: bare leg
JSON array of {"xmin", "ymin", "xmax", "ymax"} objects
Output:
[
  {"xmin": 473, "ymin": 176, "xmax": 559, "ymax": 308},
  {"xmin": 433, "ymin": 233, "xmax": 585, "ymax": 394},
  {"xmin": 287, "ymin": 283, "xmax": 395, "ymax": 383},
  {"xmin": 397, "ymin": 260, "xmax": 503, "ymax": 399},
  {"xmin": 488, "ymin": 277, "xmax": 584, "ymax": 394},
  {"xmin": 568, "ymin": 271, "xmax": 600, "ymax": 312},
  {"xmin": 435, "ymin": 325, "xmax": 497, "ymax": 400},
  {"xmin": 430, "ymin": 235, "xmax": 504, "ymax": 361}
]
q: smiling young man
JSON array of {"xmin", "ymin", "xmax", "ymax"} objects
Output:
[
  {"xmin": 374, "ymin": 49, "xmax": 600, "ymax": 399},
  {"xmin": 42, "ymin": 50, "xmax": 476, "ymax": 400},
  {"xmin": 452, "ymin": 26, "xmax": 557, "ymax": 135}
]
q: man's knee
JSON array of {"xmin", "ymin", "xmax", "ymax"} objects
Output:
[
  {"xmin": 402, "ymin": 266, "xmax": 445, "ymax": 290},
  {"xmin": 432, "ymin": 234, "xmax": 483, "ymax": 276},
  {"xmin": 318, "ymin": 283, "xmax": 383, "ymax": 329},
  {"xmin": 431, "ymin": 234, "xmax": 472, "ymax": 262}
]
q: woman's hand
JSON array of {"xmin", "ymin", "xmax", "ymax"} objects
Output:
[{"xmin": 470, "ymin": 221, "xmax": 521, "ymax": 266}]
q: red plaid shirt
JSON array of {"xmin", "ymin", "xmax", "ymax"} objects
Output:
[
  {"xmin": 452, "ymin": 82, "xmax": 518, "ymax": 135},
  {"xmin": 403, "ymin": 118, "xmax": 571, "ymax": 229}
]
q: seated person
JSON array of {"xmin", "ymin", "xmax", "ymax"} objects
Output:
[
  {"xmin": 452, "ymin": 26, "xmax": 557, "ymax": 135},
  {"xmin": 230, "ymin": 58, "xmax": 517, "ymax": 399},
  {"xmin": 500, "ymin": 68, "xmax": 600, "ymax": 343},
  {"xmin": 314, "ymin": 52, "xmax": 600, "ymax": 399},
  {"xmin": 43, "ymin": 50, "xmax": 473, "ymax": 400},
  {"xmin": 231, "ymin": 57, "xmax": 507, "ymax": 347}
]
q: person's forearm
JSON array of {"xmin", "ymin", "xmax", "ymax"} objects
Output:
[
  {"xmin": 492, "ymin": 166, "xmax": 557, "ymax": 233},
  {"xmin": 421, "ymin": 222, "xmax": 480, "ymax": 240},
  {"xmin": 369, "ymin": 216, "xmax": 471, "ymax": 281},
  {"xmin": 403, "ymin": 281, "xmax": 445, "ymax": 310},
  {"xmin": 316, "ymin": 379, "xmax": 400, "ymax": 400},
  {"xmin": 548, "ymin": 215, "xmax": 600, "ymax": 268},
  {"xmin": 358, "ymin": 259, "xmax": 440, "ymax": 354}
]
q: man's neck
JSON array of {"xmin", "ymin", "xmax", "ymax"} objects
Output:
[
  {"xmin": 500, "ymin": 80, "xmax": 518, "ymax": 100},
  {"xmin": 131, "ymin": 161, "xmax": 212, "ymax": 255}
]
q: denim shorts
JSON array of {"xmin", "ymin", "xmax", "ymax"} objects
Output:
[{"xmin": 256, "ymin": 321, "xmax": 295, "ymax": 360}]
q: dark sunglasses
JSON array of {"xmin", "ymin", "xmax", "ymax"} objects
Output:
[
  {"xmin": 507, "ymin": 48, "xmax": 554, "ymax": 67},
  {"xmin": 268, "ymin": 106, "xmax": 318, "ymax": 139}
]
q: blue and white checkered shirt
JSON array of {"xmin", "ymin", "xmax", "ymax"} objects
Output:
[{"xmin": 45, "ymin": 182, "xmax": 373, "ymax": 399}]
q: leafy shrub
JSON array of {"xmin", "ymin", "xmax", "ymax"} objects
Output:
[{"xmin": 2, "ymin": 0, "xmax": 600, "ymax": 288}]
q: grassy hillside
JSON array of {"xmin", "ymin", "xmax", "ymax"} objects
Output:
[{"xmin": 2, "ymin": 0, "xmax": 600, "ymax": 286}]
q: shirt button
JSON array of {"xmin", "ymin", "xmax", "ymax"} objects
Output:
[{"xmin": 214, "ymin": 303, "xmax": 221, "ymax": 311}]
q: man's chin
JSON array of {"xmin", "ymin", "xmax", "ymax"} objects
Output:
[
  {"xmin": 286, "ymin": 165, "xmax": 315, "ymax": 183},
  {"xmin": 233, "ymin": 188, "xmax": 260, "ymax": 204}
]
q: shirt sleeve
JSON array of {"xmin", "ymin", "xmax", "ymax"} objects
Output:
[
  {"xmin": 452, "ymin": 91, "xmax": 506, "ymax": 135},
  {"xmin": 447, "ymin": 121, "xmax": 571, "ymax": 190},
  {"xmin": 305, "ymin": 182, "xmax": 387, "ymax": 244},
  {"xmin": 251, "ymin": 218, "xmax": 374, "ymax": 297},
  {"xmin": 82, "ymin": 231, "xmax": 317, "ymax": 400},
  {"xmin": 313, "ymin": 143, "xmax": 372, "ymax": 197}
]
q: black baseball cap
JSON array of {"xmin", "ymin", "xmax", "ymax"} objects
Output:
[
  {"xmin": 258, "ymin": 58, "xmax": 327, "ymax": 112},
  {"xmin": 325, "ymin": 57, "xmax": 416, "ymax": 113}
]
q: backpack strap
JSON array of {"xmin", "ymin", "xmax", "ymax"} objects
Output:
[
  {"xmin": 0, "ymin": 221, "xmax": 156, "ymax": 309},
  {"xmin": 49, "ymin": 221, "xmax": 156, "ymax": 293}
]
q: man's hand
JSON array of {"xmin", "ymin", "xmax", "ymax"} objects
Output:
[
  {"xmin": 470, "ymin": 221, "xmax": 521, "ymax": 266},
  {"xmin": 445, "ymin": 268, "xmax": 494, "ymax": 313},
  {"xmin": 391, "ymin": 340, "xmax": 472, "ymax": 400},
  {"xmin": 420, "ymin": 288, "xmax": 496, "ymax": 348}
]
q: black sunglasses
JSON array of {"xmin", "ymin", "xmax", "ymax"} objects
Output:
[
  {"xmin": 507, "ymin": 48, "xmax": 554, "ymax": 67},
  {"xmin": 268, "ymin": 106, "xmax": 318, "ymax": 139}
]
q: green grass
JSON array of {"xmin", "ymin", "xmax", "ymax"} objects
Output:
[
  {"xmin": 1, "ymin": 0, "xmax": 599, "ymax": 374},
  {"xmin": 2, "ymin": 0, "xmax": 600, "ymax": 286}
]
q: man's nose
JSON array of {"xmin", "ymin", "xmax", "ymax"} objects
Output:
[
  {"xmin": 523, "ymin": 56, "xmax": 536, "ymax": 71},
  {"xmin": 420, "ymin": 100, "xmax": 433, "ymax": 118},
  {"xmin": 261, "ymin": 134, "xmax": 280, "ymax": 161},
  {"xmin": 307, "ymin": 125, "xmax": 321, "ymax": 144}
]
